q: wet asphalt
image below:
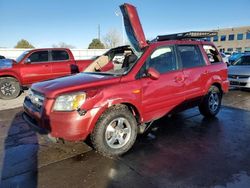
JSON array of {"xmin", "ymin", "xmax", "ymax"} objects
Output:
[{"xmin": 0, "ymin": 89, "xmax": 249, "ymax": 188}]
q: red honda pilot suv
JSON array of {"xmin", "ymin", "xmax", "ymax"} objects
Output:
[{"xmin": 23, "ymin": 3, "xmax": 229, "ymax": 156}]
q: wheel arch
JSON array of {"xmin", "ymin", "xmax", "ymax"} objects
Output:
[
  {"xmin": 211, "ymin": 82, "xmax": 223, "ymax": 94},
  {"xmin": 0, "ymin": 74, "xmax": 21, "ymax": 85},
  {"xmin": 86, "ymin": 101, "xmax": 142, "ymax": 135},
  {"xmin": 120, "ymin": 102, "xmax": 142, "ymax": 124}
]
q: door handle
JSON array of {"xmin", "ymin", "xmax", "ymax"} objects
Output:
[
  {"xmin": 174, "ymin": 76, "xmax": 184, "ymax": 83},
  {"xmin": 203, "ymin": 70, "xmax": 209, "ymax": 75}
]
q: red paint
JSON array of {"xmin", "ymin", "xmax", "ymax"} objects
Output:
[
  {"xmin": 23, "ymin": 4, "xmax": 229, "ymax": 142},
  {"xmin": 0, "ymin": 48, "xmax": 92, "ymax": 86},
  {"xmin": 120, "ymin": 4, "xmax": 148, "ymax": 50}
]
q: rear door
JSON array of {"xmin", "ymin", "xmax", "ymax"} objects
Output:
[
  {"xmin": 176, "ymin": 45, "xmax": 208, "ymax": 99},
  {"xmin": 120, "ymin": 3, "xmax": 148, "ymax": 53},
  {"xmin": 20, "ymin": 50, "xmax": 52, "ymax": 84},
  {"xmin": 140, "ymin": 45, "xmax": 186, "ymax": 121},
  {"xmin": 50, "ymin": 50, "xmax": 77, "ymax": 79}
]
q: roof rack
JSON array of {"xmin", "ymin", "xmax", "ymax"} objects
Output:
[{"xmin": 156, "ymin": 31, "xmax": 218, "ymax": 41}]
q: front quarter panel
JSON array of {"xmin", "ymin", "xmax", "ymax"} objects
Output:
[{"xmin": 79, "ymin": 79, "xmax": 143, "ymax": 134}]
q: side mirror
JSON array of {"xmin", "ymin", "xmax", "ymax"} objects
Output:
[
  {"xmin": 147, "ymin": 67, "xmax": 160, "ymax": 80},
  {"xmin": 25, "ymin": 58, "xmax": 31, "ymax": 64}
]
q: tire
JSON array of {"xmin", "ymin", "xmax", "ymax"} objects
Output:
[
  {"xmin": 90, "ymin": 105, "xmax": 137, "ymax": 157},
  {"xmin": 199, "ymin": 85, "xmax": 222, "ymax": 117},
  {"xmin": 0, "ymin": 77, "xmax": 21, "ymax": 100}
]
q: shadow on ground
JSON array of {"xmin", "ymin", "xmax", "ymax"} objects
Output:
[{"xmin": 0, "ymin": 111, "xmax": 38, "ymax": 188}]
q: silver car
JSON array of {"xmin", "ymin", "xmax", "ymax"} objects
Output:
[{"xmin": 228, "ymin": 54, "xmax": 250, "ymax": 88}]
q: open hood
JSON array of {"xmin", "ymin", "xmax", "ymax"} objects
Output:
[{"xmin": 120, "ymin": 3, "xmax": 148, "ymax": 53}]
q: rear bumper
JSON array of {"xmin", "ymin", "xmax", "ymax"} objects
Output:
[{"xmin": 222, "ymin": 80, "xmax": 230, "ymax": 93}]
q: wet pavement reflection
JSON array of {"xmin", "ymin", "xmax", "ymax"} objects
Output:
[
  {"xmin": 0, "ymin": 90, "xmax": 249, "ymax": 188},
  {"xmin": 38, "ymin": 106, "xmax": 250, "ymax": 188}
]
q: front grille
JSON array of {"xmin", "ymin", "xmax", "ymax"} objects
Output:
[
  {"xmin": 230, "ymin": 81, "xmax": 247, "ymax": 86},
  {"xmin": 25, "ymin": 89, "xmax": 45, "ymax": 112},
  {"xmin": 228, "ymin": 75, "xmax": 249, "ymax": 79}
]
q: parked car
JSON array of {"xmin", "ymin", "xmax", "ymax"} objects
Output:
[
  {"xmin": 0, "ymin": 48, "xmax": 96, "ymax": 99},
  {"xmin": 0, "ymin": 55, "xmax": 5, "ymax": 59},
  {"xmin": 228, "ymin": 52, "xmax": 244, "ymax": 65},
  {"xmin": 224, "ymin": 52, "xmax": 231, "ymax": 57},
  {"xmin": 23, "ymin": 3, "xmax": 229, "ymax": 157},
  {"xmin": 228, "ymin": 54, "xmax": 250, "ymax": 88},
  {"xmin": 220, "ymin": 52, "xmax": 229, "ymax": 66}
]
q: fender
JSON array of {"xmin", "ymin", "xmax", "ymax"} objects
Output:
[
  {"xmin": 85, "ymin": 97, "xmax": 143, "ymax": 135},
  {"xmin": 0, "ymin": 71, "xmax": 22, "ymax": 84},
  {"xmin": 204, "ymin": 74, "xmax": 223, "ymax": 93}
]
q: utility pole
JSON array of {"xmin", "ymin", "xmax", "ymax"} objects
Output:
[{"xmin": 98, "ymin": 24, "xmax": 100, "ymax": 40}]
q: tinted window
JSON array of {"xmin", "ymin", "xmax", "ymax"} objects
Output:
[
  {"xmin": 245, "ymin": 47, "xmax": 250, "ymax": 52},
  {"xmin": 205, "ymin": 37, "xmax": 211, "ymax": 41},
  {"xmin": 146, "ymin": 46, "xmax": 177, "ymax": 74},
  {"xmin": 229, "ymin": 34, "xmax": 234, "ymax": 41},
  {"xmin": 236, "ymin": 48, "xmax": 242, "ymax": 52},
  {"xmin": 213, "ymin": 36, "xmax": 218, "ymax": 42},
  {"xmin": 177, "ymin": 45, "xmax": 205, "ymax": 68},
  {"xmin": 246, "ymin": 32, "xmax": 250, "ymax": 40},
  {"xmin": 234, "ymin": 56, "xmax": 250, "ymax": 66},
  {"xmin": 203, "ymin": 45, "xmax": 222, "ymax": 64},
  {"xmin": 52, "ymin": 50, "xmax": 69, "ymax": 61},
  {"xmin": 237, "ymin": 33, "xmax": 243, "ymax": 40},
  {"xmin": 29, "ymin": 51, "xmax": 48, "ymax": 63},
  {"xmin": 220, "ymin": 35, "xmax": 226, "ymax": 41}
]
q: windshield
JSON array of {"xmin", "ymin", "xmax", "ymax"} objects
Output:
[
  {"xmin": 83, "ymin": 46, "xmax": 143, "ymax": 76},
  {"xmin": 233, "ymin": 56, "xmax": 250, "ymax": 66},
  {"xmin": 16, "ymin": 51, "xmax": 29, "ymax": 63}
]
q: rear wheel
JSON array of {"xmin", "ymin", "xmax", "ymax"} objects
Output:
[
  {"xmin": 90, "ymin": 105, "xmax": 137, "ymax": 157},
  {"xmin": 199, "ymin": 85, "xmax": 222, "ymax": 117},
  {"xmin": 0, "ymin": 77, "xmax": 21, "ymax": 100}
]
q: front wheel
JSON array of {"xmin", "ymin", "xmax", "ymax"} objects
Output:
[
  {"xmin": 199, "ymin": 85, "xmax": 222, "ymax": 117},
  {"xmin": 0, "ymin": 77, "xmax": 21, "ymax": 100},
  {"xmin": 90, "ymin": 105, "xmax": 137, "ymax": 157}
]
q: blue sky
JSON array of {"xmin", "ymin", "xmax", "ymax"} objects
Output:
[{"xmin": 0, "ymin": 0, "xmax": 250, "ymax": 48}]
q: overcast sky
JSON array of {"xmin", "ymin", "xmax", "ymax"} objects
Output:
[{"xmin": 0, "ymin": 0, "xmax": 250, "ymax": 48}]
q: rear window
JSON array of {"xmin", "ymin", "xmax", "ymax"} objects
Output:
[
  {"xmin": 177, "ymin": 45, "xmax": 205, "ymax": 68},
  {"xmin": 203, "ymin": 45, "xmax": 222, "ymax": 63},
  {"xmin": 52, "ymin": 50, "xmax": 69, "ymax": 61}
]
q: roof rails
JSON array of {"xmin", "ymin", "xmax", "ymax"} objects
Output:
[{"xmin": 155, "ymin": 31, "xmax": 218, "ymax": 41}]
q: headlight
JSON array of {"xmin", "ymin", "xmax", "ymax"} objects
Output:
[{"xmin": 53, "ymin": 92, "xmax": 86, "ymax": 111}]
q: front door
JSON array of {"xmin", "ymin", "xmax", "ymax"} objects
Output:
[
  {"xmin": 20, "ymin": 50, "xmax": 52, "ymax": 85},
  {"xmin": 140, "ymin": 46, "xmax": 186, "ymax": 122}
]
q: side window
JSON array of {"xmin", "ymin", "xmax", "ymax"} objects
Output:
[
  {"xmin": 29, "ymin": 51, "xmax": 49, "ymax": 63},
  {"xmin": 203, "ymin": 45, "xmax": 222, "ymax": 64},
  {"xmin": 177, "ymin": 45, "xmax": 205, "ymax": 68},
  {"xmin": 146, "ymin": 46, "xmax": 177, "ymax": 74},
  {"xmin": 52, "ymin": 50, "xmax": 69, "ymax": 61}
]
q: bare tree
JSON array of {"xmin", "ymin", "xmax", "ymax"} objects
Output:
[
  {"xmin": 103, "ymin": 29, "xmax": 122, "ymax": 48},
  {"xmin": 52, "ymin": 42, "xmax": 75, "ymax": 49}
]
